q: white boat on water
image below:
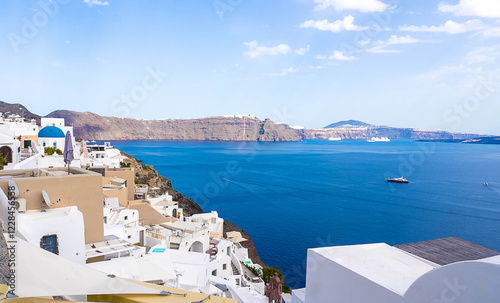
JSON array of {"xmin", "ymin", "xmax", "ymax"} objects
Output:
[
  {"xmin": 328, "ymin": 137, "xmax": 342, "ymax": 141},
  {"xmin": 367, "ymin": 137, "xmax": 390, "ymax": 142},
  {"xmin": 387, "ymin": 176, "xmax": 409, "ymax": 183}
]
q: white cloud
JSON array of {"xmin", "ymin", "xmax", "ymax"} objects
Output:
[
  {"xmin": 313, "ymin": 0, "xmax": 388, "ymax": 12},
  {"xmin": 83, "ymin": 0, "xmax": 109, "ymax": 6},
  {"xmin": 269, "ymin": 67, "xmax": 300, "ymax": 77},
  {"xmin": 365, "ymin": 46, "xmax": 400, "ymax": 54},
  {"xmin": 300, "ymin": 15, "xmax": 368, "ymax": 32},
  {"xmin": 243, "ymin": 41, "xmax": 292, "ymax": 59},
  {"xmin": 400, "ymin": 19, "xmax": 485, "ymax": 34},
  {"xmin": 295, "ymin": 45, "xmax": 311, "ymax": 56},
  {"xmin": 465, "ymin": 43, "xmax": 500, "ymax": 64},
  {"xmin": 364, "ymin": 35, "xmax": 433, "ymax": 53},
  {"xmin": 438, "ymin": 0, "xmax": 500, "ymax": 18},
  {"xmin": 317, "ymin": 50, "xmax": 357, "ymax": 61},
  {"xmin": 331, "ymin": 51, "xmax": 357, "ymax": 61},
  {"xmin": 416, "ymin": 65, "xmax": 471, "ymax": 81},
  {"xmin": 382, "ymin": 35, "xmax": 424, "ymax": 45},
  {"xmin": 483, "ymin": 27, "xmax": 500, "ymax": 38}
]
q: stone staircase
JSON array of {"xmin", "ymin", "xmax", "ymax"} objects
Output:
[{"xmin": 231, "ymin": 261, "xmax": 240, "ymax": 275}]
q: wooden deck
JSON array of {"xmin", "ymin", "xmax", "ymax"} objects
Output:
[{"xmin": 395, "ymin": 237, "xmax": 500, "ymax": 265}]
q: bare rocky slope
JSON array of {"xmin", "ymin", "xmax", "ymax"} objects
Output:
[
  {"xmin": 296, "ymin": 120, "xmax": 484, "ymax": 140},
  {"xmin": 123, "ymin": 152, "xmax": 265, "ymax": 266},
  {"xmin": 46, "ymin": 110, "xmax": 485, "ymax": 141},
  {"xmin": 47, "ymin": 110, "xmax": 300, "ymax": 142},
  {"xmin": 0, "ymin": 100, "xmax": 41, "ymax": 123},
  {"xmin": 0, "ymin": 101, "xmax": 488, "ymax": 141}
]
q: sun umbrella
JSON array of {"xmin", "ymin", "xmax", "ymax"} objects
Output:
[{"xmin": 63, "ymin": 131, "xmax": 74, "ymax": 175}]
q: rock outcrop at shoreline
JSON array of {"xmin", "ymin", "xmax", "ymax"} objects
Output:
[
  {"xmin": 123, "ymin": 152, "xmax": 265, "ymax": 266},
  {"xmin": 47, "ymin": 110, "xmax": 300, "ymax": 142}
]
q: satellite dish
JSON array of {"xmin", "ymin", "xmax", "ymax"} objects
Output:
[
  {"xmin": 42, "ymin": 190, "xmax": 52, "ymax": 207},
  {"xmin": 9, "ymin": 179, "xmax": 19, "ymax": 197}
]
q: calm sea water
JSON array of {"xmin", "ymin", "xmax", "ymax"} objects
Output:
[{"xmin": 108, "ymin": 139, "xmax": 500, "ymax": 288}]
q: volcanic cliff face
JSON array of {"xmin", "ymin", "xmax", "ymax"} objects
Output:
[
  {"xmin": 46, "ymin": 110, "xmax": 300, "ymax": 142},
  {"xmin": 296, "ymin": 120, "xmax": 483, "ymax": 140}
]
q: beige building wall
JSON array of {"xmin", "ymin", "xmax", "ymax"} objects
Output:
[
  {"xmin": 103, "ymin": 187, "xmax": 129, "ymax": 207},
  {"xmin": 0, "ymin": 168, "xmax": 104, "ymax": 244},
  {"xmin": 104, "ymin": 168, "xmax": 135, "ymax": 201},
  {"xmin": 22, "ymin": 135, "xmax": 39, "ymax": 147},
  {"xmin": 129, "ymin": 203, "xmax": 169, "ymax": 226}
]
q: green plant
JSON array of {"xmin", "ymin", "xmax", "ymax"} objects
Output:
[
  {"xmin": 45, "ymin": 147, "xmax": 63, "ymax": 155},
  {"xmin": 143, "ymin": 164, "xmax": 152, "ymax": 170},
  {"xmin": 120, "ymin": 162, "xmax": 131, "ymax": 168},
  {"xmin": 134, "ymin": 178, "xmax": 139, "ymax": 184},
  {"xmin": 44, "ymin": 147, "xmax": 56, "ymax": 155},
  {"xmin": 262, "ymin": 266, "xmax": 290, "ymax": 293},
  {"xmin": 244, "ymin": 263, "xmax": 261, "ymax": 277},
  {"xmin": 0, "ymin": 152, "xmax": 6, "ymax": 169}
]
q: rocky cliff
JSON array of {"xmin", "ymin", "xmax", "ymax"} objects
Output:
[
  {"xmin": 296, "ymin": 120, "xmax": 483, "ymax": 140},
  {"xmin": 46, "ymin": 110, "xmax": 300, "ymax": 142},
  {"xmin": 122, "ymin": 153, "xmax": 265, "ymax": 266},
  {"xmin": 0, "ymin": 100, "xmax": 41, "ymax": 123},
  {"xmin": 46, "ymin": 110, "xmax": 485, "ymax": 141}
]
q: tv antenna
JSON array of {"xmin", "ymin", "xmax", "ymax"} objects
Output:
[
  {"xmin": 9, "ymin": 179, "xmax": 19, "ymax": 197},
  {"xmin": 9, "ymin": 180, "xmax": 29, "ymax": 212},
  {"xmin": 41, "ymin": 190, "xmax": 51, "ymax": 212}
]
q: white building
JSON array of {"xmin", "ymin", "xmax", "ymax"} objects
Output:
[
  {"xmin": 0, "ymin": 125, "xmax": 21, "ymax": 168},
  {"xmin": 40, "ymin": 117, "xmax": 74, "ymax": 137},
  {"xmin": 84, "ymin": 142, "xmax": 122, "ymax": 168},
  {"xmin": 292, "ymin": 238, "xmax": 500, "ymax": 303}
]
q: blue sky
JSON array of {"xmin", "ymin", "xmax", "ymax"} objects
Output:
[{"xmin": 1, "ymin": 0, "xmax": 500, "ymax": 134}]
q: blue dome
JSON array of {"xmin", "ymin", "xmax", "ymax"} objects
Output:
[{"xmin": 38, "ymin": 126, "xmax": 65, "ymax": 138}]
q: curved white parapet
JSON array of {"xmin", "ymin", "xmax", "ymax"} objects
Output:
[{"xmin": 404, "ymin": 256, "xmax": 500, "ymax": 303}]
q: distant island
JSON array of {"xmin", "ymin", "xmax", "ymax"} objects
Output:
[
  {"xmin": 294, "ymin": 120, "xmax": 483, "ymax": 141},
  {"xmin": 418, "ymin": 137, "xmax": 500, "ymax": 144},
  {"xmin": 0, "ymin": 100, "xmax": 489, "ymax": 141}
]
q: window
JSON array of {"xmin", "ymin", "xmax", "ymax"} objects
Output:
[
  {"xmin": 223, "ymin": 264, "xmax": 227, "ymax": 270},
  {"xmin": 40, "ymin": 235, "xmax": 58, "ymax": 255},
  {"xmin": 124, "ymin": 216, "xmax": 128, "ymax": 220},
  {"xmin": 227, "ymin": 248, "xmax": 230, "ymax": 256}
]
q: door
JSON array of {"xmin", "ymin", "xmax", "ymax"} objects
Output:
[{"xmin": 24, "ymin": 140, "xmax": 31, "ymax": 148}]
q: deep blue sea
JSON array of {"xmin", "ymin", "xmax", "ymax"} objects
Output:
[{"xmin": 108, "ymin": 139, "xmax": 500, "ymax": 288}]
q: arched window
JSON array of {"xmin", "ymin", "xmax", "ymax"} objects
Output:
[{"xmin": 188, "ymin": 241, "xmax": 203, "ymax": 253}]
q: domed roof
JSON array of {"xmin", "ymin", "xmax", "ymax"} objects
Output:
[{"xmin": 38, "ymin": 126, "xmax": 65, "ymax": 138}]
